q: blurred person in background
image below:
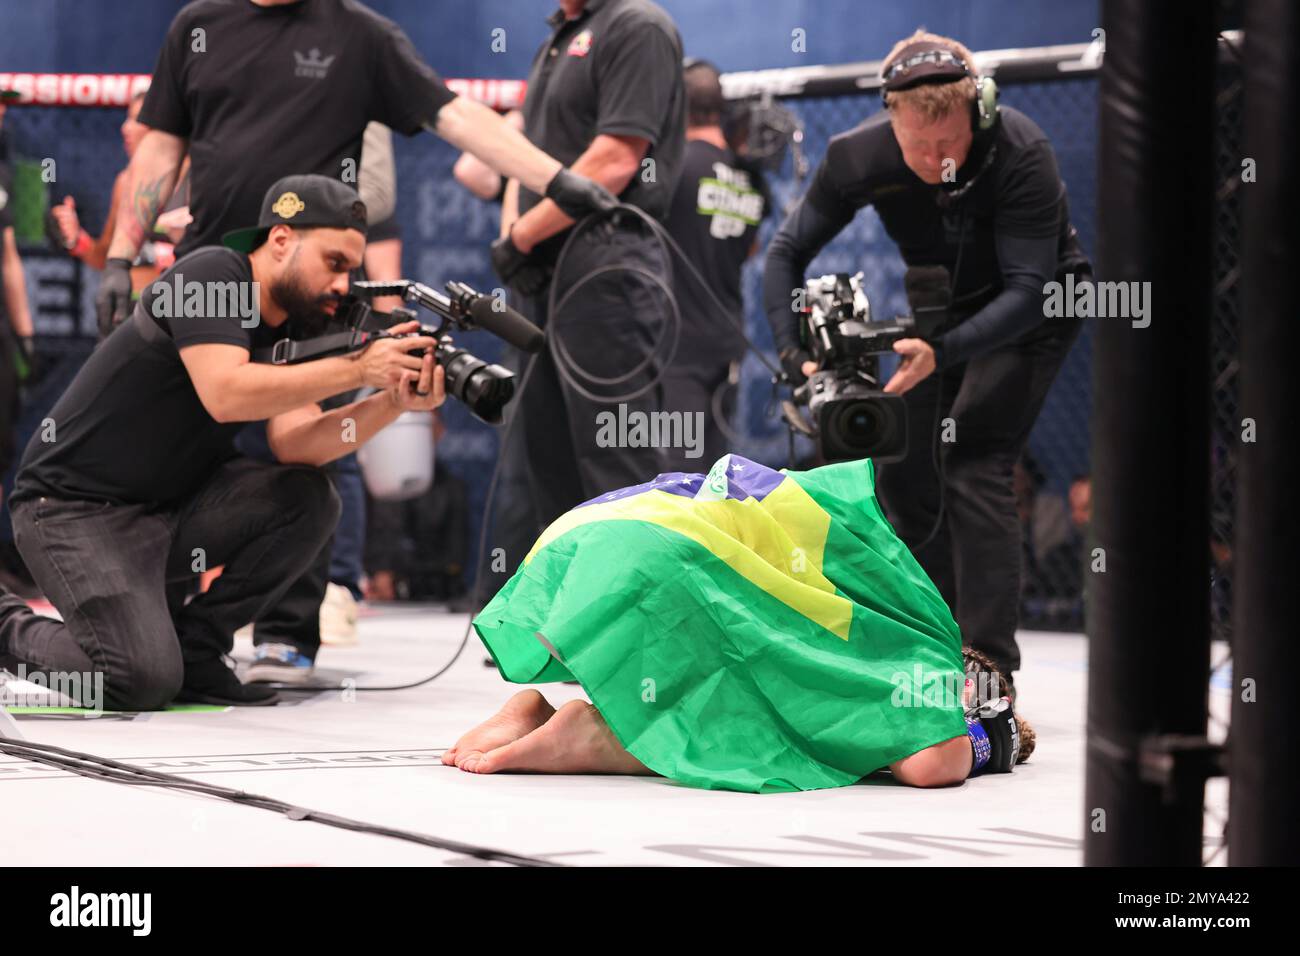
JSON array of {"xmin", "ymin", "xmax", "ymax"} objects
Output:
[
  {"xmin": 47, "ymin": 89, "xmax": 192, "ymax": 319},
  {"xmin": 660, "ymin": 58, "xmax": 769, "ymax": 471},
  {"xmin": 0, "ymin": 85, "xmax": 40, "ymax": 530}
]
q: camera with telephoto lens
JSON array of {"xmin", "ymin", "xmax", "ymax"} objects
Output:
[
  {"xmin": 323, "ymin": 279, "xmax": 522, "ymax": 425},
  {"xmin": 783, "ymin": 272, "xmax": 912, "ymax": 463}
]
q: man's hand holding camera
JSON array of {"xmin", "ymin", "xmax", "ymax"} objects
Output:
[
  {"xmin": 353, "ymin": 320, "xmax": 444, "ymax": 411},
  {"xmin": 787, "ymin": 339, "xmax": 937, "ymax": 395},
  {"xmin": 379, "ymin": 320, "xmax": 446, "ymax": 412},
  {"xmin": 882, "ymin": 338, "xmax": 936, "ymax": 395}
]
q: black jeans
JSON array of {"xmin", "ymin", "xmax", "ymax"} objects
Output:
[
  {"xmin": 519, "ymin": 215, "xmax": 671, "ymax": 525},
  {"xmin": 875, "ymin": 313, "xmax": 1083, "ymax": 676},
  {"xmin": 1, "ymin": 457, "xmax": 341, "ymax": 710}
]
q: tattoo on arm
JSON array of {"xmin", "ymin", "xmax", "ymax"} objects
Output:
[{"xmin": 123, "ymin": 171, "xmax": 173, "ymax": 250}]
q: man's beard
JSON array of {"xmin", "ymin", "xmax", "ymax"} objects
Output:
[{"xmin": 271, "ymin": 264, "xmax": 344, "ymax": 338}]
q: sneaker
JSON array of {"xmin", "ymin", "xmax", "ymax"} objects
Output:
[
  {"xmin": 319, "ymin": 583, "xmax": 358, "ymax": 646},
  {"xmin": 246, "ymin": 643, "xmax": 316, "ymax": 684},
  {"xmin": 176, "ymin": 655, "xmax": 279, "ymax": 706}
]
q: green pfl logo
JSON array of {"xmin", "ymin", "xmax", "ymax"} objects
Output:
[{"xmin": 695, "ymin": 455, "xmax": 731, "ymax": 501}]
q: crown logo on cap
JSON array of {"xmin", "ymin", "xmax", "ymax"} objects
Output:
[{"xmin": 272, "ymin": 192, "xmax": 306, "ymax": 219}]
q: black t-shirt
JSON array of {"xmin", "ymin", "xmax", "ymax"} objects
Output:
[
  {"xmin": 139, "ymin": 0, "xmax": 456, "ymax": 257},
  {"xmin": 664, "ymin": 139, "xmax": 769, "ymax": 364},
  {"xmin": 804, "ymin": 106, "xmax": 1088, "ymax": 305},
  {"xmin": 11, "ymin": 247, "xmax": 282, "ymax": 508},
  {"xmin": 518, "ymin": 0, "xmax": 685, "ymax": 264}
]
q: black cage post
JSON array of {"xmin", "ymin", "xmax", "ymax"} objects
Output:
[
  {"xmin": 1229, "ymin": 0, "xmax": 1300, "ymax": 865},
  {"xmin": 1084, "ymin": 0, "xmax": 1215, "ymax": 865}
]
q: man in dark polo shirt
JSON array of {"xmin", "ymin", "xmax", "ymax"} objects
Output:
[
  {"xmin": 490, "ymin": 0, "xmax": 686, "ymax": 526},
  {"xmin": 0, "ymin": 176, "xmax": 446, "ymax": 710},
  {"xmin": 661, "ymin": 59, "xmax": 769, "ymax": 471}
]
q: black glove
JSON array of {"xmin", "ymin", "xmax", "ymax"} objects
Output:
[
  {"xmin": 490, "ymin": 233, "xmax": 552, "ymax": 298},
  {"xmin": 544, "ymin": 168, "xmax": 619, "ymax": 220},
  {"xmin": 15, "ymin": 336, "xmax": 47, "ymax": 386},
  {"xmin": 779, "ymin": 346, "xmax": 814, "ymax": 386},
  {"xmin": 96, "ymin": 257, "xmax": 134, "ymax": 339},
  {"xmin": 965, "ymin": 696, "xmax": 1021, "ymax": 774}
]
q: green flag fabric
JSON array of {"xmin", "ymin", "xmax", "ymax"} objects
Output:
[{"xmin": 473, "ymin": 454, "xmax": 968, "ymax": 793}]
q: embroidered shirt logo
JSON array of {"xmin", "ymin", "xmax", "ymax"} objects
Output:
[
  {"xmin": 294, "ymin": 48, "xmax": 335, "ymax": 79},
  {"xmin": 272, "ymin": 192, "xmax": 306, "ymax": 219},
  {"xmin": 567, "ymin": 29, "xmax": 594, "ymax": 57}
]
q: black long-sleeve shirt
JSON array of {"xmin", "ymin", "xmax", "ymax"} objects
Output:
[{"xmin": 763, "ymin": 106, "xmax": 1090, "ymax": 367}]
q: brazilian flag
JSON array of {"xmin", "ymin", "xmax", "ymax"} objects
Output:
[{"xmin": 473, "ymin": 455, "xmax": 967, "ymax": 793}]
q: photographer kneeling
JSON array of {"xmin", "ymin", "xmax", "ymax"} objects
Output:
[
  {"xmin": 764, "ymin": 32, "xmax": 1090, "ymax": 691},
  {"xmin": 0, "ymin": 176, "xmax": 444, "ymax": 709}
]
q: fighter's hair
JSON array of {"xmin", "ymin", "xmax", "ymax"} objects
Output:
[
  {"xmin": 962, "ymin": 645, "xmax": 1036, "ymax": 763},
  {"xmin": 684, "ymin": 60, "xmax": 725, "ymax": 128},
  {"xmin": 881, "ymin": 28, "xmax": 977, "ymax": 123}
]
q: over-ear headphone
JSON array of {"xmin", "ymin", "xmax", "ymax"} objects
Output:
[{"xmin": 880, "ymin": 44, "xmax": 999, "ymax": 133}]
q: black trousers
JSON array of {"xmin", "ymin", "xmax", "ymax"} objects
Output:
[
  {"xmin": 660, "ymin": 359, "xmax": 735, "ymax": 473},
  {"xmin": 519, "ymin": 216, "xmax": 671, "ymax": 525},
  {"xmin": 1, "ymin": 457, "xmax": 341, "ymax": 710},
  {"xmin": 875, "ymin": 313, "xmax": 1083, "ymax": 676}
]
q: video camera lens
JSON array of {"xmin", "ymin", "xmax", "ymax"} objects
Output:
[
  {"xmin": 817, "ymin": 393, "xmax": 908, "ymax": 464},
  {"xmin": 436, "ymin": 344, "xmax": 515, "ymax": 424}
]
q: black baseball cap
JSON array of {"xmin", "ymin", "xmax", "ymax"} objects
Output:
[
  {"xmin": 222, "ymin": 174, "xmax": 368, "ymax": 253},
  {"xmin": 0, "ymin": 87, "xmax": 20, "ymax": 102}
]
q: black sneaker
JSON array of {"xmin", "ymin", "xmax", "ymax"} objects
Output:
[{"xmin": 176, "ymin": 656, "xmax": 279, "ymax": 706}]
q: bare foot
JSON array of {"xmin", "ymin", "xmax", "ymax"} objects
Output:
[
  {"xmin": 461, "ymin": 699, "xmax": 655, "ymax": 776},
  {"xmin": 443, "ymin": 689, "xmax": 556, "ymax": 768}
]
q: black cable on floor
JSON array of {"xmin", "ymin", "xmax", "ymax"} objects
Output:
[{"xmin": 0, "ymin": 734, "xmax": 561, "ymax": 867}]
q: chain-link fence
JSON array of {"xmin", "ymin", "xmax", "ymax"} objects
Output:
[
  {"xmin": 3, "ymin": 54, "xmax": 1242, "ymax": 638},
  {"xmin": 1210, "ymin": 51, "xmax": 1241, "ymax": 650}
]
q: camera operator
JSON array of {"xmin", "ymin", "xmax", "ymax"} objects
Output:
[
  {"xmin": 491, "ymin": 0, "xmax": 685, "ymax": 525},
  {"xmin": 763, "ymin": 31, "xmax": 1090, "ymax": 690},
  {"xmin": 0, "ymin": 176, "xmax": 444, "ymax": 709},
  {"xmin": 661, "ymin": 59, "xmax": 769, "ymax": 470},
  {"xmin": 91, "ymin": 0, "xmax": 615, "ymax": 683}
]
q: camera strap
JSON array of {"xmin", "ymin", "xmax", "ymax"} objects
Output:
[{"xmin": 251, "ymin": 328, "xmax": 372, "ymax": 365}]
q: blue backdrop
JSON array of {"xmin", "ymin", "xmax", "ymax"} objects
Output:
[{"xmin": 0, "ymin": 0, "xmax": 1100, "ymax": 581}]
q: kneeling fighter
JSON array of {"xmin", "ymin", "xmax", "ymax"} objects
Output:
[
  {"xmin": 0, "ymin": 175, "xmax": 444, "ymax": 709},
  {"xmin": 456, "ymin": 454, "xmax": 1033, "ymax": 792}
]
